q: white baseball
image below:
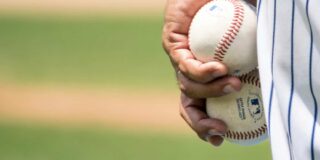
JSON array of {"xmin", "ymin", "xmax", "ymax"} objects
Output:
[
  {"xmin": 188, "ymin": 0, "xmax": 257, "ymax": 76},
  {"xmin": 206, "ymin": 69, "xmax": 267, "ymax": 145}
]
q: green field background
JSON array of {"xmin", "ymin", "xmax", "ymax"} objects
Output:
[
  {"xmin": 0, "ymin": 15, "xmax": 272, "ymax": 160},
  {"xmin": 0, "ymin": 15, "xmax": 175, "ymax": 89}
]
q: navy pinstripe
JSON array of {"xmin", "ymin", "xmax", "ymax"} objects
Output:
[
  {"xmin": 257, "ymin": 0, "xmax": 320, "ymax": 159},
  {"xmin": 284, "ymin": 1, "xmax": 296, "ymax": 158},
  {"xmin": 257, "ymin": 0, "xmax": 262, "ymax": 18},
  {"xmin": 287, "ymin": 0, "xmax": 295, "ymax": 141},
  {"xmin": 267, "ymin": 0, "xmax": 276, "ymax": 137},
  {"xmin": 305, "ymin": 0, "xmax": 318, "ymax": 159}
]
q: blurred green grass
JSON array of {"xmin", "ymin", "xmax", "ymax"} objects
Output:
[
  {"xmin": 0, "ymin": 15, "xmax": 272, "ymax": 159},
  {"xmin": 0, "ymin": 122, "xmax": 271, "ymax": 160},
  {"xmin": 0, "ymin": 15, "xmax": 175, "ymax": 89}
]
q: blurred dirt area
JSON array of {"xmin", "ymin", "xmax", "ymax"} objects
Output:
[
  {"xmin": 0, "ymin": 0, "xmax": 166, "ymax": 16},
  {"xmin": 0, "ymin": 84, "xmax": 191, "ymax": 133},
  {"xmin": 0, "ymin": 0, "xmax": 188, "ymax": 134}
]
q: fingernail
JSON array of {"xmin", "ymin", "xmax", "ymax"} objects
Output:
[
  {"xmin": 206, "ymin": 135, "xmax": 223, "ymax": 147},
  {"xmin": 223, "ymin": 85, "xmax": 237, "ymax": 94},
  {"xmin": 208, "ymin": 129, "xmax": 224, "ymax": 136}
]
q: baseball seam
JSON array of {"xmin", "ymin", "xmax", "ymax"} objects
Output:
[
  {"xmin": 239, "ymin": 71, "xmax": 261, "ymax": 87},
  {"xmin": 225, "ymin": 124, "xmax": 267, "ymax": 140},
  {"xmin": 225, "ymin": 70, "xmax": 267, "ymax": 141},
  {"xmin": 213, "ymin": 0, "xmax": 244, "ymax": 61}
]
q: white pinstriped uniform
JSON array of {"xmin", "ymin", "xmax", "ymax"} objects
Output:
[{"xmin": 256, "ymin": 0, "xmax": 320, "ymax": 159}]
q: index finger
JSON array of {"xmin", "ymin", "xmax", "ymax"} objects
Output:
[{"xmin": 173, "ymin": 48, "xmax": 228, "ymax": 83}]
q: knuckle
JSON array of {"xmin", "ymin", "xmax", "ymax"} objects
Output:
[
  {"xmin": 179, "ymin": 83, "xmax": 188, "ymax": 93},
  {"xmin": 178, "ymin": 62, "xmax": 188, "ymax": 74},
  {"xmin": 180, "ymin": 84, "xmax": 202, "ymax": 98},
  {"xmin": 177, "ymin": 76, "xmax": 193, "ymax": 95},
  {"xmin": 180, "ymin": 85, "xmax": 196, "ymax": 98},
  {"xmin": 177, "ymin": 79, "xmax": 186, "ymax": 91}
]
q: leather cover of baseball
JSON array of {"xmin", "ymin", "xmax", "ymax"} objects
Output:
[
  {"xmin": 206, "ymin": 69, "xmax": 267, "ymax": 145},
  {"xmin": 189, "ymin": 0, "xmax": 257, "ymax": 76}
]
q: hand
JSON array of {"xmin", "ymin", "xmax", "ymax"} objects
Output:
[
  {"xmin": 162, "ymin": 0, "xmax": 242, "ymax": 98},
  {"xmin": 180, "ymin": 92, "xmax": 228, "ymax": 146},
  {"xmin": 162, "ymin": 0, "xmax": 242, "ymax": 146}
]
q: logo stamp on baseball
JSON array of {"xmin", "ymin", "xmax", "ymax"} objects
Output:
[{"xmin": 207, "ymin": 70, "xmax": 267, "ymax": 145}]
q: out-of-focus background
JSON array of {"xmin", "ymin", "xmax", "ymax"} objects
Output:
[{"xmin": 0, "ymin": 0, "xmax": 271, "ymax": 159}]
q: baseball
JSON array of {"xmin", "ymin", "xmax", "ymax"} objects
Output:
[
  {"xmin": 188, "ymin": 0, "xmax": 257, "ymax": 76},
  {"xmin": 206, "ymin": 69, "xmax": 267, "ymax": 145}
]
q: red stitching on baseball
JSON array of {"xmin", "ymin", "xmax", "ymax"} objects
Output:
[
  {"xmin": 224, "ymin": 124, "xmax": 268, "ymax": 141},
  {"xmin": 213, "ymin": 0, "xmax": 244, "ymax": 62},
  {"xmin": 215, "ymin": 54, "xmax": 224, "ymax": 59},
  {"xmin": 224, "ymin": 70, "xmax": 266, "ymax": 141},
  {"xmin": 239, "ymin": 70, "xmax": 260, "ymax": 87}
]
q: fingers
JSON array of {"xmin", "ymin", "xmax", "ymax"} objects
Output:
[
  {"xmin": 177, "ymin": 72, "xmax": 242, "ymax": 98},
  {"xmin": 179, "ymin": 93, "xmax": 228, "ymax": 146},
  {"xmin": 179, "ymin": 57, "xmax": 228, "ymax": 83},
  {"xmin": 169, "ymin": 48, "xmax": 228, "ymax": 84},
  {"xmin": 163, "ymin": 0, "xmax": 213, "ymax": 34},
  {"xmin": 162, "ymin": 0, "xmax": 227, "ymax": 84},
  {"xmin": 162, "ymin": 11, "xmax": 228, "ymax": 84},
  {"xmin": 181, "ymin": 61, "xmax": 226, "ymax": 83}
]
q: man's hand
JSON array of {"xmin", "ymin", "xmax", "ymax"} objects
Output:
[
  {"xmin": 162, "ymin": 0, "xmax": 242, "ymax": 146},
  {"xmin": 162, "ymin": 0, "xmax": 242, "ymax": 98},
  {"xmin": 180, "ymin": 92, "xmax": 228, "ymax": 146}
]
